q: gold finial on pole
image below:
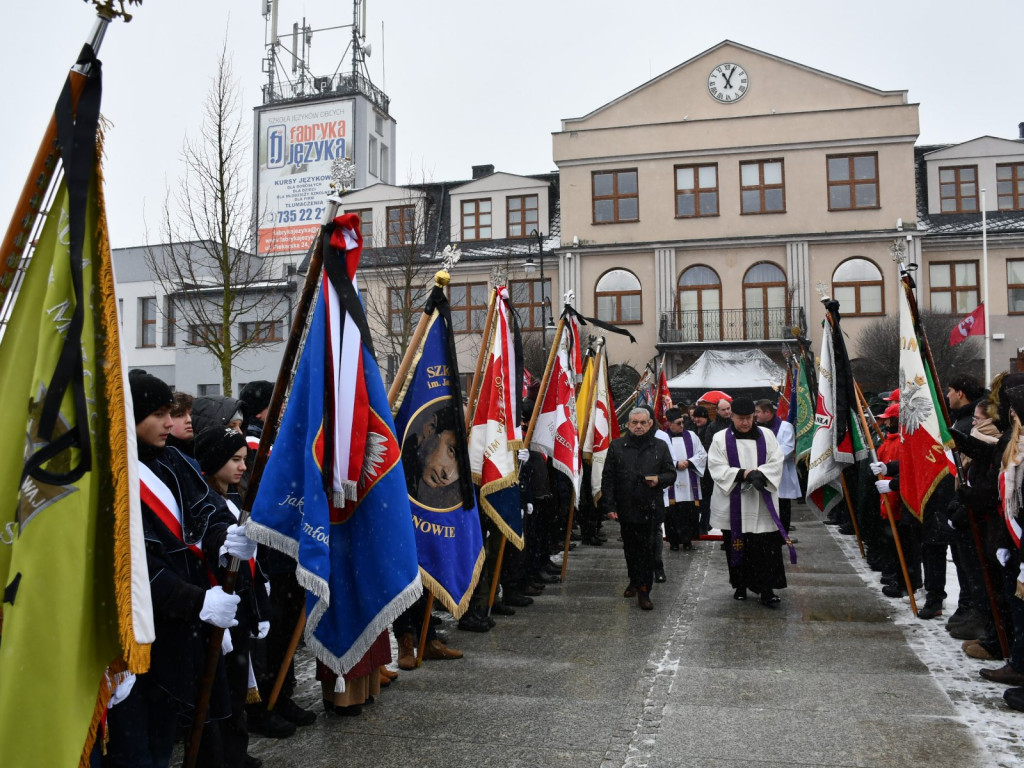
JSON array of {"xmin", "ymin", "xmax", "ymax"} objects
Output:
[{"xmin": 86, "ymin": 0, "xmax": 142, "ymax": 22}]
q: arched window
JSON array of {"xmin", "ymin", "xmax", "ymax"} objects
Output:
[
  {"xmin": 832, "ymin": 258, "xmax": 884, "ymax": 316},
  {"xmin": 596, "ymin": 269, "xmax": 642, "ymax": 324},
  {"xmin": 676, "ymin": 265, "xmax": 722, "ymax": 341},
  {"xmin": 743, "ymin": 262, "xmax": 787, "ymax": 340}
]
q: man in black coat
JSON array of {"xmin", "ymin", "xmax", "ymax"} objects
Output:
[{"xmin": 601, "ymin": 407, "xmax": 675, "ymax": 610}]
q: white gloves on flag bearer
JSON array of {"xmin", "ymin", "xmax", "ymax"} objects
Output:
[
  {"xmin": 201, "ymin": 585, "xmax": 240, "ymax": 628},
  {"xmin": 517, "ymin": 449, "xmax": 531, "ymax": 464},
  {"xmin": 225, "ymin": 522, "xmax": 257, "ymax": 560},
  {"xmin": 874, "ymin": 479, "xmax": 891, "ymax": 495},
  {"xmin": 869, "ymin": 461, "xmax": 887, "ymax": 477}
]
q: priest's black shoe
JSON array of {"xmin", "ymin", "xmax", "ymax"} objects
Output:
[
  {"xmin": 654, "ymin": 570, "xmax": 666, "ymax": 583},
  {"xmin": 457, "ymin": 610, "xmax": 491, "ymax": 633},
  {"xmin": 733, "ymin": 587, "xmax": 747, "ymax": 601},
  {"xmin": 535, "ymin": 571, "xmax": 560, "ymax": 584},
  {"xmin": 759, "ymin": 589, "xmax": 781, "ymax": 607},
  {"xmin": 491, "ymin": 602, "xmax": 515, "ymax": 616}
]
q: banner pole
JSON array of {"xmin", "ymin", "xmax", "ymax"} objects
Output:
[
  {"xmin": 465, "ymin": 288, "xmax": 498, "ymax": 423},
  {"xmin": 415, "ymin": 593, "xmax": 435, "ymax": 669},
  {"xmin": 186, "ymin": 204, "xmax": 337, "ymax": 768},
  {"xmin": 0, "ymin": 12, "xmax": 112, "ymax": 307},
  {"xmin": 522, "ymin": 317, "xmax": 565, "ymax": 448},
  {"xmin": 487, "ymin": 538, "xmax": 507, "ymax": 609},
  {"xmin": 265, "ymin": 611, "xmax": 307, "ymax": 712},
  {"xmin": 852, "ymin": 383, "xmax": 917, "ymax": 614}
]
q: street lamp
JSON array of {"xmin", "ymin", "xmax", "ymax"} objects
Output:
[{"xmin": 523, "ymin": 228, "xmax": 548, "ymax": 359}]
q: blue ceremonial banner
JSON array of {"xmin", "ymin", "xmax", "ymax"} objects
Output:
[
  {"xmin": 249, "ymin": 217, "xmax": 420, "ymax": 675},
  {"xmin": 393, "ymin": 298, "xmax": 484, "ymax": 619}
]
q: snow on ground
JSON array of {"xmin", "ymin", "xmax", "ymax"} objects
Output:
[{"xmin": 829, "ymin": 525, "xmax": 1024, "ymax": 768}]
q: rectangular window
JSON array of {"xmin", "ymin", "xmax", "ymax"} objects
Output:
[
  {"xmin": 368, "ymin": 136, "xmax": 378, "ymax": 177},
  {"xmin": 388, "ymin": 286, "xmax": 431, "ymax": 336},
  {"xmin": 240, "ymin": 319, "xmax": 283, "ymax": 343},
  {"xmin": 188, "ymin": 323, "xmax": 223, "ymax": 347},
  {"xmin": 461, "ymin": 198, "xmax": 492, "ymax": 241},
  {"xmin": 139, "ymin": 296, "xmax": 157, "ymax": 347},
  {"xmin": 387, "ymin": 205, "xmax": 416, "ymax": 246},
  {"xmin": 827, "ymin": 153, "xmax": 879, "ymax": 210},
  {"xmin": 507, "ymin": 195, "xmax": 539, "ymax": 238},
  {"xmin": 674, "ymin": 164, "xmax": 719, "ymax": 218},
  {"xmin": 380, "ymin": 144, "xmax": 389, "ymax": 180},
  {"xmin": 374, "ymin": 113, "xmax": 384, "ymax": 134},
  {"xmin": 740, "ymin": 160, "xmax": 785, "ymax": 214},
  {"xmin": 197, "ymin": 383, "xmax": 221, "ymax": 397},
  {"xmin": 592, "ymin": 169, "xmax": 639, "ymax": 223},
  {"xmin": 509, "ymin": 278, "xmax": 552, "ymax": 330},
  {"xmin": 350, "ymin": 208, "xmax": 374, "ymax": 248},
  {"xmin": 449, "ymin": 282, "xmax": 489, "ymax": 333},
  {"xmin": 929, "ymin": 261, "xmax": 979, "ymax": 314},
  {"xmin": 1008, "ymin": 260, "xmax": 1024, "ymax": 314},
  {"xmin": 163, "ymin": 296, "xmax": 176, "ymax": 346},
  {"xmin": 997, "ymin": 163, "xmax": 1024, "ymax": 211},
  {"xmin": 939, "ymin": 165, "xmax": 978, "ymax": 213}
]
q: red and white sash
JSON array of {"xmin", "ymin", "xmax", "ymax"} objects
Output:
[{"xmin": 138, "ymin": 462, "xmax": 217, "ymax": 584}]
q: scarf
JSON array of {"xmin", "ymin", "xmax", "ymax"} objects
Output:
[
  {"xmin": 1000, "ymin": 435, "xmax": 1024, "ymax": 547},
  {"xmin": 724, "ymin": 427, "xmax": 797, "ymax": 566}
]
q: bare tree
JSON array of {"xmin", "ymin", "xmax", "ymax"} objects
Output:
[
  {"xmin": 850, "ymin": 311, "xmax": 983, "ymax": 393},
  {"xmin": 146, "ymin": 41, "xmax": 290, "ymax": 395},
  {"xmin": 358, "ymin": 187, "xmax": 439, "ymax": 378}
]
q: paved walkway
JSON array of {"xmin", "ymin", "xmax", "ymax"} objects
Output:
[{"xmin": 249, "ymin": 503, "xmax": 995, "ymax": 767}]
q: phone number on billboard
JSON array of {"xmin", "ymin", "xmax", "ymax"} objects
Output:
[{"xmin": 274, "ymin": 207, "xmax": 326, "ymax": 223}]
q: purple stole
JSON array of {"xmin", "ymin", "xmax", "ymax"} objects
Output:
[
  {"xmin": 767, "ymin": 415, "xmax": 781, "ymax": 436},
  {"xmin": 723, "ymin": 427, "xmax": 797, "ymax": 567},
  {"xmin": 680, "ymin": 431, "xmax": 700, "ymax": 499}
]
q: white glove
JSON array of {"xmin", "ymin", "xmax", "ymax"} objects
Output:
[
  {"xmin": 997, "ymin": 548, "xmax": 1011, "ymax": 567},
  {"xmin": 224, "ymin": 523, "xmax": 257, "ymax": 560},
  {"xmin": 107, "ymin": 673, "xmax": 136, "ymax": 709},
  {"xmin": 200, "ymin": 585, "xmax": 240, "ymax": 628},
  {"xmin": 1018, "ymin": 562, "xmax": 1024, "ymax": 583},
  {"xmin": 869, "ymin": 461, "xmax": 887, "ymax": 476},
  {"xmin": 221, "ymin": 629, "xmax": 234, "ymax": 655},
  {"xmin": 517, "ymin": 449, "xmax": 530, "ymax": 463},
  {"xmin": 256, "ymin": 620, "xmax": 270, "ymax": 640},
  {"xmin": 526, "ymin": 502, "xmax": 534, "ymax": 515},
  {"xmin": 874, "ymin": 479, "xmax": 891, "ymax": 494}
]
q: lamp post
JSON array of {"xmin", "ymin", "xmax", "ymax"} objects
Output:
[{"xmin": 524, "ymin": 229, "xmax": 548, "ymax": 359}]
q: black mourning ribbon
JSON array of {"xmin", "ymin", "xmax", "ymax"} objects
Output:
[{"xmin": 22, "ymin": 44, "xmax": 102, "ymax": 488}]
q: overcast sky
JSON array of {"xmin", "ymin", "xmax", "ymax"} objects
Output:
[{"xmin": 3, "ymin": 0, "xmax": 1022, "ymax": 250}]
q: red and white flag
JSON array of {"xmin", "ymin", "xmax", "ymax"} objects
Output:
[
  {"xmin": 582, "ymin": 346, "xmax": 619, "ymax": 503},
  {"xmin": 469, "ymin": 287, "xmax": 524, "ymax": 547},
  {"xmin": 325, "ymin": 213, "xmax": 368, "ymax": 505},
  {"xmin": 899, "ymin": 280, "xmax": 956, "ymax": 520},
  {"xmin": 530, "ymin": 312, "xmax": 581, "ymax": 503},
  {"xmin": 949, "ymin": 303, "xmax": 985, "ymax": 347}
]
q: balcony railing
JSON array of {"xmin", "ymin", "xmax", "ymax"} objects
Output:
[{"xmin": 659, "ymin": 307, "xmax": 805, "ymax": 344}]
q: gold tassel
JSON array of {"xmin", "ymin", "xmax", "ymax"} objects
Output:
[
  {"xmin": 246, "ymin": 687, "xmax": 262, "ymax": 705},
  {"xmin": 94, "ymin": 125, "xmax": 150, "ymax": 673}
]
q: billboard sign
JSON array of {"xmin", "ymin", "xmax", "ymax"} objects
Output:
[{"xmin": 255, "ymin": 98, "xmax": 354, "ymax": 256}]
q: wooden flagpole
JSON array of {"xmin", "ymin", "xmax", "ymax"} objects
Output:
[
  {"xmin": 186, "ymin": 205, "xmax": 334, "ymax": 765},
  {"xmin": 0, "ymin": 12, "xmax": 113, "ymax": 308},
  {"xmin": 852, "ymin": 384, "xmax": 918, "ymax": 615},
  {"xmin": 465, "ymin": 288, "xmax": 498, "ymax": 423},
  {"xmin": 899, "ymin": 273, "xmax": 1007, "ymax": 652}
]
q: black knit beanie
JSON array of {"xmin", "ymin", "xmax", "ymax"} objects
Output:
[
  {"xmin": 194, "ymin": 426, "xmax": 248, "ymax": 476},
  {"xmin": 239, "ymin": 380, "xmax": 274, "ymax": 420},
  {"xmin": 129, "ymin": 369, "xmax": 174, "ymax": 424}
]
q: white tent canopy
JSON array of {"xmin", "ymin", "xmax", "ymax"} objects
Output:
[{"xmin": 666, "ymin": 349, "xmax": 785, "ymax": 390}]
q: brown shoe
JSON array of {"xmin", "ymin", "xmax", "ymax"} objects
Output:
[
  {"xmin": 637, "ymin": 587, "xmax": 653, "ymax": 611},
  {"xmin": 962, "ymin": 641, "xmax": 997, "ymax": 661},
  {"xmin": 623, "ymin": 584, "xmax": 637, "ymax": 598},
  {"xmin": 423, "ymin": 638, "xmax": 463, "ymax": 661},
  {"xmin": 397, "ymin": 633, "xmax": 416, "ymax": 670},
  {"xmin": 980, "ymin": 663, "xmax": 1024, "ymax": 686}
]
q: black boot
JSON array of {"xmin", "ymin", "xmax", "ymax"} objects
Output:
[
  {"xmin": 457, "ymin": 605, "xmax": 491, "ymax": 633},
  {"xmin": 918, "ymin": 595, "xmax": 944, "ymax": 620}
]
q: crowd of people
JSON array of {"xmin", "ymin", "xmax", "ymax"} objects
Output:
[{"xmin": 97, "ymin": 364, "xmax": 1024, "ymax": 767}]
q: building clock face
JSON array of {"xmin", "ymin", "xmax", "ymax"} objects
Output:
[{"xmin": 707, "ymin": 63, "xmax": 749, "ymax": 103}]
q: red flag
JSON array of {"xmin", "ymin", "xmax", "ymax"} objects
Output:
[
  {"xmin": 776, "ymin": 363, "xmax": 793, "ymax": 421},
  {"xmin": 654, "ymin": 369, "xmax": 673, "ymax": 426},
  {"xmin": 530, "ymin": 315, "xmax": 581, "ymax": 502},
  {"xmin": 949, "ymin": 304, "xmax": 985, "ymax": 346}
]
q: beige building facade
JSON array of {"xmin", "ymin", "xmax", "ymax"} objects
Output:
[{"xmin": 553, "ymin": 40, "xmax": 923, "ymax": 376}]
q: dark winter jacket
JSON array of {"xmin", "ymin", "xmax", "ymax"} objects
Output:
[{"xmin": 601, "ymin": 429, "xmax": 675, "ymax": 524}]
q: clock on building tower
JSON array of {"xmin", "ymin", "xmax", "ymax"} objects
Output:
[{"xmin": 707, "ymin": 63, "xmax": 749, "ymax": 103}]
